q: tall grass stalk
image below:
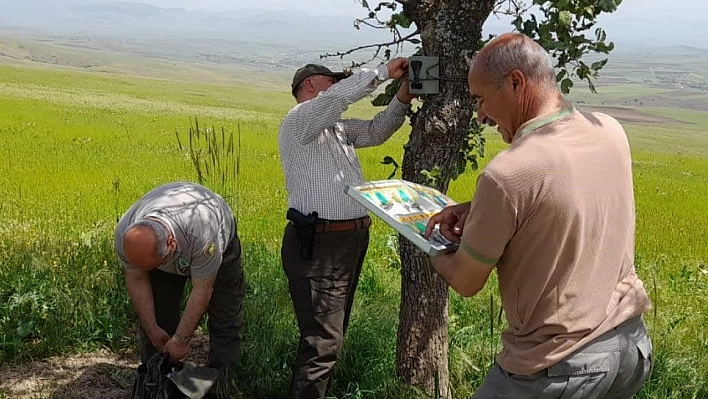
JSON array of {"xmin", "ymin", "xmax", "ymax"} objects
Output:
[{"xmin": 176, "ymin": 118, "xmax": 241, "ymax": 217}]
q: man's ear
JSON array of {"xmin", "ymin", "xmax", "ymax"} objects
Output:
[
  {"xmin": 167, "ymin": 234, "xmax": 177, "ymax": 252},
  {"xmin": 304, "ymin": 77, "xmax": 314, "ymax": 92},
  {"xmin": 509, "ymin": 69, "xmax": 525, "ymax": 93}
]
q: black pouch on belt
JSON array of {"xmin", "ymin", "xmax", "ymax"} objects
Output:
[{"xmin": 286, "ymin": 208, "xmax": 318, "ymax": 259}]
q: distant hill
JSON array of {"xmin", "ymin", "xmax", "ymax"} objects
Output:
[
  {"xmin": 0, "ymin": 1, "xmax": 705, "ymax": 73},
  {"xmin": 622, "ymin": 45, "xmax": 708, "ymax": 58},
  {"xmin": 73, "ymin": 1, "xmax": 188, "ymax": 16},
  {"xmin": 0, "ymin": 1, "xmax": 409, "ymax": 69}
]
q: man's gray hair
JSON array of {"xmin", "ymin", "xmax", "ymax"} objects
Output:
[
  {"xmin": 477, "ymin": 34, "xmax": 556, "ymax": 87},
  {"xmin": 123, "ymin": 218, "xmax": 170, "ymax": 259}
]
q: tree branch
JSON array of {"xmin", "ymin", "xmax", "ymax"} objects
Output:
[
  {"xmin": 355, "ymin": 18, "xmax": 389, "ymax": 30},
  {"xmin": 493, "ymin": 0, "xmax": 531, "ymax": 17},
  {"xmin": 321, "ymin": 29, "xmax": 420, "ymax": 59}
]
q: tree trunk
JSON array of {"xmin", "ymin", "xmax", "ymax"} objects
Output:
[{"xmin": 396, "ymin": 1, "xmax": 495, "ymax": 396}]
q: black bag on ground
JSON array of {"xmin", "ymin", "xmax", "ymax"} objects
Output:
[
  {"xmin": 132, "ymin": 353, "xmax": 220, "ymax": 399},
  {"xmin": 131, "ymin": 353, "xmax": 188, "ymax": 399}
]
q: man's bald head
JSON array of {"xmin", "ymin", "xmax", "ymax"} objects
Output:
[
  {"xmin": 122, "ymin": 219, "xmax": 171, "ymax": 271},
  {"xmin": 467, "ymin": 32, "xmax": 566, "ymax": 143},
  {"xmin": 471, "ymin": 32, "xmax": 557, "ymax": 88}
]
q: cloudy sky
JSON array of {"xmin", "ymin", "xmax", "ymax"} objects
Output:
[
  {"xmin": 11, "ymin": 0, "xmax": 708, "ymax": 48},
  {"xmin": 124, "ymin": 0, "xmax": 704, "ymax": 20},
  {"xmin": 112, "ymin": 0, "xmax": 705, "ymax": 47}
]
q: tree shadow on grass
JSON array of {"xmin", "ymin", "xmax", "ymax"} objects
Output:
[
  {"xmin": 49, "ymin": 361, "xmax": 135, "ymax": 399},
  {"xmin": 0, "ymin": 350, "xmax": 138, "ymax": 399}
]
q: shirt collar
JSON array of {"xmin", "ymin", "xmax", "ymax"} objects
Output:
[
  {"xmin": 145, "ymin": 213, "xmax": 179, "ymax": 251},
  {"xmin": 513, "ymin": 104, "xmax": 577, "ymax": 142}
]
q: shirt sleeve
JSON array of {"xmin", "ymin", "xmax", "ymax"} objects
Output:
[
  {"xmin": 189, "ymin": 238, "xmax": 222, "ymax": 280},
  {"xmin": 343, "ymin": 95, "xmax": 409, "ymax": 148},
  {"xmin": 459, "ymin": 171, "xmax": 518, "ymax": 265},
  {"xmin": 279, "ymin": 64, "xmax": 390, "ymax": 145},
  {"xmin": 114, "ymin": 218, "xmax": 133, "ymax": 270}
]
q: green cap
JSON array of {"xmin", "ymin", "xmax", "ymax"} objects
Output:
[{"xmin": 291, "ymin": 64, "xmax": 349, "ymax": 96}]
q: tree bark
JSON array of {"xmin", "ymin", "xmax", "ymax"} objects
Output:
[{"xmin": 395, "ymin": 1, "xmax": 495, "ymax": 397}]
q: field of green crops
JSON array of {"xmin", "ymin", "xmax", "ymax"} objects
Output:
[{"xmin": 0, "ymin": 62, "xmax": 706, "ymax": 398}]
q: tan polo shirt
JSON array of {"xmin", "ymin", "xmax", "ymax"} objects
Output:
[{"xmin": 460, "ymin": 105, "xmax": 651, "ymax": 375}]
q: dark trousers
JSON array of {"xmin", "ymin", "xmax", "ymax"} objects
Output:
[
  {"xmin": 139, "ymin": 232, "xmax": 245, "ymax": 371},
  {"xmin": 281, "ymin": 223, "xmax": 370, "ymax": 399}
]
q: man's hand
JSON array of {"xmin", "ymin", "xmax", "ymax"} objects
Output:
[
  {"xmin": 145, "ymin": 325, "xmax": 170, "ymax": 353},
  {"xmin": 396, "ymin": 76, "xmax": 417, "ymax": 104},
  {"xmin": 386, "ymin": 57, "xmax": 409, "ymax": 80},
  {"xmin": 125, "ymin": 269, "xmax": 169, "ymax": 352},
  {"xmin": 424, "ymin": 202, "xmax": 471, "ymax": 243},
  {"xmin": 164, "ymin": 335, "xmax": 190, "ymax": 365},
  {"xmin": 165, "ymin": 276, "xmax": 214, "ymax": 365}
]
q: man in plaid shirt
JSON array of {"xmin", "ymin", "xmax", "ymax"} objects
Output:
[{"xmin": 278, "ymin": 57, "xmax": 414, "ymax": 399}]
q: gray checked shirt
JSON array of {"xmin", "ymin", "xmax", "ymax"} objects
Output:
[
  {"xmin": 278, "ymin": 64, "xmax": 409, "ymax": 220},
  {"xmin": 114, "ymin": 182, "xmax": 236, "ymax": 279}
]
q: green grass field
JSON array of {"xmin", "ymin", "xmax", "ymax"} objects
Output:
[{"xmin": 0, "ymin": 60, "xmax": 707, "ymax": 399}]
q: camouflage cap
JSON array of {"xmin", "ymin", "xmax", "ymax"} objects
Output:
[{"xmin": 291, "ymin": 64, "xmax": 349, "ymax": 96}]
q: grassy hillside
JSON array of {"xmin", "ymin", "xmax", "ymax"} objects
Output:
[{"xmin": 0, "ymin": 48, "xmax": 706, "ymax": 398}]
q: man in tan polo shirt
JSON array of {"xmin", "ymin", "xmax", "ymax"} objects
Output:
[{"xmin": 425, "ymin": 33, "xmax": 653, "ymax": 398}]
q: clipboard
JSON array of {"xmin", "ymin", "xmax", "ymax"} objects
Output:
[{"xmin": 345, "ymin": 179, "xmax": 459, "ymax": 256}]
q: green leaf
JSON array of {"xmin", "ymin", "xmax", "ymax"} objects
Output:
[
  {"xmin": 559, "ymin": 10, "xmax": 572, "ymax": 27},
  {"xmin": 584, "ymin": 6, "xmax": 595, "ymax": 18},
  {"xmin": 547, "ymin": 41, "xmax": 569, "ymax": 51},
  {"xmin": 577, "ymin": 62, "xmax": 590, "ymax": 79},
  {"xmin": 561, "ymin": 78, "xmax": 574, "ymax": 94},
  {"xmin": 391, "ymin": 12, "xmax": 412, "ymax": 29},
  {"xmin": 556, "ymin": 69, "xmax": 567, "ymax": 82},
  {"xmin": 522, "ymin": 19, "xmax": 538, "ymax": 35},
  {"xmin": 381, "ymin": 156, "xmax": 399, "ymax": 179},
  {"xmin": 361, "ymin": 0, "xmax": 369, "ymax": 9},
  {"xmin": 539, "ymin": 23, "xmax": 553, "ymax": 42},
  {"xmin": 591, "ymin": 58, "xmax": 608, "ymax": 70},
  {"xmin": 595, "ymin": 41, "xmax": 614, "ymax": 53},
  {"xmin": 372, "ymin": 93, "xmax": 393, "ymax": 107},
  {"xmin": 598, "ymin": 0, "xmax": 621, "ymax": 12},
  {"xmin": 16, "ymin": 320, "xmax": 35, "ymax": 340},
  {"xmin": 381, "ymin": 156, "xmax": 397, "ymax": 165},
  {"xmin": 512, "ymin": 16, "xmax": 523, "ymax": 32},
  {"xmin": 420, "ymin": 167, "xmax": 442, "ymax": 187}
]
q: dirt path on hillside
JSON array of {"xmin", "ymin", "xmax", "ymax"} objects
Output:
[
  {"xmin": 578, "ymin": 105, "xmax": 686, "ymax": 124},
  {"xmin": 0, "ymin": 334, "xmax": 210, "ymax": 399}
]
